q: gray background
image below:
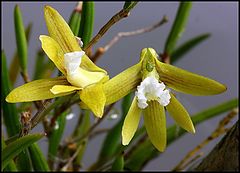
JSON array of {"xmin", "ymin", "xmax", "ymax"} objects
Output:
[{"xmin": 1, "ymin": 2, "xmax": 238, "ymax": 171}]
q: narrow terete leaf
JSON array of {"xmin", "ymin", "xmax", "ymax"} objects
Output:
[
  {"xmin": 72, "ymin": 110, "xmax": 91, "ymax": 170},
  {"xmin": 111, "ymin": 153, "xmax": 124, "ymax": 171},
  {"xmin": 1, "ymin": 133, "xmax": 44, "ymax": 170},
  {"xmin": 14, "ymin": 5, "xmax": 28, "ymax": 74},
  {"xmin": 171, "ymin": 33, "xmax": 211, "ymax": 63},
  {"xmin": 78, "ymin": 1, "xmax": 94, "ymax": 47},
  {"xmin": 68, "ymin": 3, "xmax": 82, "ymax": 36},
  {"xmin": 29, "ymin": 143, "xmax": 49, "ymax": 171},
  {"xmin": 2, "ymin": 136, "xmax": 17, "ymax": 171},
  {"xmin": 164, "ymin": 2, "xmax": 192, "ymax": 55},
  {"xmin": 1, "ymin": 50, "xmax": 20, "ymax": 137},
  {"xmin": 99, "ymin": 93, "xmax": 132, "ymax": 159},
  {"xmin": 10, "ymin": 23, "xmax": 32, "ymax": 84},
  {"xmin": 123, "ymin": 1, "xmax": 138, "ymax": 11},
  {"xmin": 33, "ymin": 50, "xmax": 46, "ymax": 80},
  {"xmin": 48, "ymin": 111, "xmax": 67, "ymax": 159},
  {"xmin": 15, "ymin": 150, "xmax": 32, "ymax": 171}
]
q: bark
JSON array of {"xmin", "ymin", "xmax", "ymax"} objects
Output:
[{"xmin": 195, "ymin": 121, "xmax": 239, "ymax": 171}]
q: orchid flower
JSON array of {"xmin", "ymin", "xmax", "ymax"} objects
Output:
[
  {"xmin": 6, "ymin": 6, "xmax": 109, "ymax": 118},
  {"xmin": 98, "ymin": 48, "xmax": 226, "ymax": 152}
]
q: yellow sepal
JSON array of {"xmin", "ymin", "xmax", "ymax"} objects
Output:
[
  {"xmin": 44, "ymin": 5, "xmax": 81, "ymax": 53},
  {"xmin": 156, "ymin": 61, "xmax": 227, "ymax": 95},
  {"xmin": 103, "ymin": 63, "xmax": 142, "ymax": 105},
  {"xmin": 6, "ymin": 76, "xmax": 72, "ymax": 102},
  {"xmin": 122, "ymin": 97, "xmax": 142, "ymax": 145},
  {"xmin": 166, "ymin": 93, "xmax": 195, "ymax": 133},
  {"xmin": 79, "ymin": 83, "xmax": 106, "ymax": 118}
]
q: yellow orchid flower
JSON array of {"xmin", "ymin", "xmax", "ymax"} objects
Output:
[
  {"xmin": 6, "ymin": 5, "xmax": 109, "ymax": 118},
  {"xmin": 100, "ymin": 48, "xmax": 227, "ymax": 152}
]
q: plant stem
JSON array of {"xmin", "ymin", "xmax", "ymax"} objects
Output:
[
  {"xmin": 69, "ymin": 103, "xmax": 115, "ymax": 144},
  {"xmin": 84, "ymin": 8, "xmax": 132, "ymax": 52},
  {"xmin": 91, "ymin": 16, "xmax": 168, "ymax": 62}
]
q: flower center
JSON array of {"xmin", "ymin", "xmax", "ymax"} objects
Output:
[
  {"xmin": 135, "ymin": 76, "xmax": 171, "ymax": 109},
  {"xmin": 64, "ymin": 51, "xmax": 105, "ymax": 88}
]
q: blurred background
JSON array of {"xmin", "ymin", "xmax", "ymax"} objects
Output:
[{"xmin": 1, "ymin": 2, "xmax": 238, "ymax": 171}]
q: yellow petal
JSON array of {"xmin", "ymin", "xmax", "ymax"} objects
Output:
[
  {"xmin": 81, "ymin": 55, "xmax": 108, "ymax": 75},
  {"xmin": 66, "ymin": 67, "xmax": 108, "ymax": 88},
  {"xmin": 39, "ymin": 35, "xmax": 66, "ymax": 75},
  {"xmin": 156, "ymin": 61, "xmax": 227, "ymax": 95},
  {"xmin": 166, "ymin": 93, "xmax": 195, "ymax": 133},
  {"xmin": 50, "ymin": 85, "xmax": 81, "ymax": 94},
  {"xmin": 44, "ymin": 5, "xmax": 81, "ymax": 53},
  {"xmin": 143, "ymin": 101, "xmax": 166, "ymax": 152},
  {"xmin": 6, "ymin": 77, "xmax": 72, "ymax": 102},
  {"xmin": 79, "ymin": 83, "xmax": 106, "ymax": 118},
  {"xmin": 122, "ymin": 97, "xmax": 142, "ymax": 145},
  {"xmin": 103, "ymin": 63, "xmax": 142, "ymax": 105},
  {"xmin": 44, "ymin": 6, "xmax": 108, "ymax": 75}
]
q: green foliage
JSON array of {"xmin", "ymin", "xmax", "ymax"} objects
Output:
[
  {"xmin": 1, "ymin": 51, "xmax": 20, "ymax": 137},
  {"xmin": 111, "ymin": 152, "xmax": 124, "ymax": 171},
  {"xmin": 9, "ymin": 22, "xmax": 32, "ymax": 84},
  {"xmin": 69, "ymin": 4, "xmax": 81, "ymax": 36},
  {"xmin": 164, "ymin": 2, "xmax": 192, "ymax": 55},
  {"xmin": 29, "ymin": 143, "xmax": 50, "ymax": 171},
  {"xmin": 171, "ymin": 33, "xmax": 211, "ymax": 63},
  {"xmin": 14, "ymin": 5, "xmax": 28, "ymax": 74},
  {"xmin": 48, "ymin": 111, "xmax": 67, "ymax": 158},
  {"xmin": 15, "ymin": 151, "xmax": 32, "ymax": 171},
  {"xmin": 1, "ymin": 2, "xmax": 236, "ymax": 172},
  {"xmin": 1, "ymin": 133, "xmax": 44, "ymax": 170},
  {"xmin": 124, "ymin": 98, "xmax": 238, "ymax": 170},
  {"xmin": 123, "ymin": 1, "xmax": 138, "ymax": 11},
  {"xmin": 99, "ymin": 93, "xmax": 132, "ymax": 159},
  {"xmin": 1, "ymin": 136, "xmax": 17, "ymax": 171},
  {"xmin": 78, "ymin": 2, "xmax": 94, "ymax": 47}
]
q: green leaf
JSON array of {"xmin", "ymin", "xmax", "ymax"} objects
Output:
[
  {"xmin": 1, "ymin": 50, "xmax": 20, "ymax": 137},
  {"xmin": 48, "ymin": 111, "xmax": 67, "ymax": 159},
  {"xmin": 33, "ymin": 50, "xmax": 56, "ymax": 80},
  {"xmin": 14, "ymin": 5, "xmax": 28, "ymax": 74},
  {"xmin": 125, "ymin": 98, "xmax": 238, "ymax": 170},
  {"xmin": 9, "ymin": 23, "xmax": 32, "ymax": 85},
  {"xmin": 78, "ymin": 2, "xmax": 94, "ymax": 47},
  {"xmin": 1, "ymin": 133, "xmax": 44, "ymax": 170},
  {"xmin": 121, "ymin": 92, "xmax": 133, "ymax": 116},
  {"xmin": 72, "ymin": 110, "xmax": 91, "ymax": 169},
  {"xmin": 89, "ymin": 93, "xmax": 133, "ymax": 170},
  {"xmin": 68, "ymin": 3, "xmax": 82, "ymax": 36},
  {"xmin": 99, "ymin": 93, "xmax": 132, "ymax": 159},
  {"xmin": 164, "ymin": 2, "xmax": 192, "ymax": 55},
  {"xmin": 15, "ymin": 150, "xmax": 32, "ymax": 171},
  {"xmin": 111, "ymin": 152, "xmax": 124, "ymax": 171},
  {"xmin": 2, "ymin": 136, "xmax": 17, "ymax": 171},
  {"xmin": 29, "ymin": 143, "xmax": 49, "ymax": 171},
  {"xmin": 171, "ymin": 33, "xmax": 211, "ymax": 63},
  {"xmin": 33, "ymin": 50, "xmax": 46, "ymax": 80},
  {"xmin": 123, "ymin": 1, "xmax": 138, "ymax": 11}
]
